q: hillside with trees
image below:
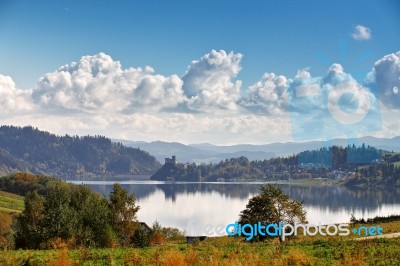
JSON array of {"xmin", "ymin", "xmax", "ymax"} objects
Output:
[
  {"xmin": 0, "ymin": 173, "xmax": 184, "ymax": 250},
  {"xmin": 0, "ymin": 126, "xmax": 160, "ymax": 179},
  {"xmin": 151, "ymin": 145, "xmax": 400, "ymax": 187}
]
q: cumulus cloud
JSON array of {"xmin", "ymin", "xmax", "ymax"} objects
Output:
[
  {"xmin": 0, "ymin": 75, "xmax": 33, "ymax": 115},
  {"xmin": 289, "ymin": 64, "xmax": 380, "ymax": 140},
  {"xmin": 242, "ymin": 73, "xmax": 288, "ymax": 114},
  {"xmin": 0, "ymin": 112, "xmax": 291, "ymax": 144},
  {"xmin": 32, "ymin": 53, "xmax": 185, "ymax": 113},
  {"xmin": 182, "ymin": 50, "xmax": 242, "ymax": 112},
  {"xmin": 239, "ymin": 63, "xmax": 378, "ymax": 119},
  {"xmin": 295, "ymin": 68, "xmax": 311, "ymax": 79},
  {"xmin": 369, "ymin": 51, "xmax": 400, "ymax": 109},
  {"xmin": 290, "ymin": 63, "xmax": 377, "ymax": 114},
  {"xmin": 32, "ymin": 50, "xmax": 245, "ymax": 114},
  {"xmin": 351, "ymin": 25, "xmax": 372, "ymax": 41},
  {"xmin": 2, "ymin": 50, "xmax": 400, "ymax": 144}
]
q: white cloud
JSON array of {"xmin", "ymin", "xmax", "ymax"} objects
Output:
[
  {"xmin": 369, "ymin": 51, "xmax": 400, "ymax": 109},
  {"xmin": 242, "ymin": 73, "xmax": 288, "ymax": 114},
  {"xmin": 290, "ymin": 63, "xmax": 378, "ymax": 113},
  {"xmin": 328, "ymin": 63, "xmax": 344, "ymax": 74},
  {"xmin": 182, "ymin": 50, "xmax": 242, "ymax": 112},
  {"xmin": 240, "ymin": 63, "xmax": 379, "ymax": 120},
  {"xmin": 295, "ymin": 68, "xmax": 311, "ymax": 79},
  {"xmin": 32, "ymin": 50, "xmax": 245, "ymax": 114},
  {"xmin": 351, "ymin": 25, "xmax": 372, "ymax": 41},
  {"xmin": 0, "ymin": 75, "xmax": 34, "ymax": 115},
  {"xmin": 0, "ymin": 112, "xmax": 292, "ymax": 144},
  {"xmin": 2, "ymin": 50, "xmax": 400, "ymax": 144},
  {"xmin": 295, "ymin": 84, "xmax": 320, "ymax": 97},
  {"xmin": 32, "ymin": 53, "xmax": 186, "ymax": 113},
  {"xmin": 288, "ymin": 64, "xmax": 380, "ymax": 141}
]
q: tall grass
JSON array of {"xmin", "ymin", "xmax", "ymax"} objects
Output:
[{"xmin": 1, "ymin": 230, "xmax": 399, "ymax": 265}]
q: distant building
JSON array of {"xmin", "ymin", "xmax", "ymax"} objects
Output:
[
  {"xmin": 139, "ymin": 222, "xmax": 152, "ymax": 235},
  {"xmin": 165, "ymin": 155, "xmax": 177, "ymax": 165},
  {"xmin": 165, "ymin": 155, "xmax": 188, "ymax": 169}
]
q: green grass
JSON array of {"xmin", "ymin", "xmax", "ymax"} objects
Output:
[
  {"xmin": 0, "ymin": 191, "xmax": 24, "ymax": 215},
  {"xmin": 1, "ymin": 237, "xmax": 399, "ymax": 265},
  {"xmin": 1, "ymin": 221, "xmax": 399, "ymax": 265}
]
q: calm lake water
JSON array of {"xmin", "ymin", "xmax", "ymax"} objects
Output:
[{"xmin": 68, "ymin": 180, "xmax": 400, "ymax": 236}]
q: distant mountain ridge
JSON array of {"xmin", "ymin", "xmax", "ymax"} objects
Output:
[
  {"xmin": 0, "ymin": 126, "xmax": 160, "ymax": 179},
  {"xmin": 149, "ymin": 144, "xmax": 400, "ymax": 187},
  {"xmin": 117, "ymin": 136, "xmax": 400, "ymax": 164},
  {"xmin": 116, "ymin": 140, "xmax": 276, "ymax": 164}
]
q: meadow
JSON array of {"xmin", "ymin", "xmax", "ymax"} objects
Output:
[
  {"xmin": 1, "ymin": 221, "xmax": 399, "ymax": 266},
  {"xmin": 0, "ymin": 191, "xmax": 24, "ymax": 215}
]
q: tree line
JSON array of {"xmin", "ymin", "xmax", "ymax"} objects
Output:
[
  {"xmin": 0, "ymin": 125, "xmax": 160, "ymax": 179},
  {"xmin": 0, "ymin": 173, "xmax": 184, "ymax": 250},
  {"xmin": 151, "ymin": 145, "xmax": 400, "ymax": 187}
]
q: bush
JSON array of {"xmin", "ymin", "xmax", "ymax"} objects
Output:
[
  {"xmin": 150, "ymin": 231, "xmax": 165, "ymax": 245},
  {"xmin": 132, "ymin": 226, "xmax": 150, "ymax": 248},
  {"xmin": 44, "ymin": 237, "xmax": 75, "ymax": 250},
  {"xmin": 161, "ymin": 227, "xmax": 185, "ymax": 241},
  {"xmin": 103, "ymin": 225, "xmax": 120, "ymax": 248}
]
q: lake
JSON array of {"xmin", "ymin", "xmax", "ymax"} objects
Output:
[{"xmin": 68, "ymin": 180, "xmax": 400, "ymax": 236}]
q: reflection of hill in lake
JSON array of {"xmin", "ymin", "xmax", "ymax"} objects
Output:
[
  {"xmin": 278, "ymin": 185, "xmax": 400, "ymax": 213},
  {"xmin": 85, "ymin": 182, "xmax": 400, "ymax": 214},
  {"xmin": 155, "ymin": 183, "xmax": 260, "ymax": 202},
  {"xmin": 86, "ymin": 183, "xmax": 157, "ymax": 199},
  {"xmin": 153, "ymin": 183, "xmax": 400, "ymax": 212}
]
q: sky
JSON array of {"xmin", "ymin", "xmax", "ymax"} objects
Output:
[{"xmin": 0, "ymin": 0, "xmax": 399, "ymax": 144}]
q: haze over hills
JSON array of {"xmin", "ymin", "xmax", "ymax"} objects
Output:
[
  {"xmin": 116, "ymin": 140, "xmax": 276, "ymax": 164},
  {"xmin": 118, "ymin": 136, "xmax": 400, "ymax": 164},
  {"xmin": 1, "ymin": 125, "xmax": 398, "ymax": 181}
]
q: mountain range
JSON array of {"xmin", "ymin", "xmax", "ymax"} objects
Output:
[
  {"xmin": 1, "ymin": 125, "xmax": 399, "ymax": 180},
  {"xmin": 118, "ymin": 136, "xmax": 400, "ymax": 164}
]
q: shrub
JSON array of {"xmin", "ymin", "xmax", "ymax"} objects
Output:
[
  {"xmin": 161, "ymin": 227, "xmax": 185, "ymax": 241},
  {"xmin": 132, "ymin": 226, "xmax": 150, "ymax": 248},
  {"xmin": 150, "ymin": 231, "xmax": 165, "ymax": 246},
  {"xmin": 45, "ymin": 237, "xmax": 75, "ymax": 250}
]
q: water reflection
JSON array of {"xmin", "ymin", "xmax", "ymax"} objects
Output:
[{"xmin": 69, "ymin": 181, "xmax": 400, "ymax": 235}]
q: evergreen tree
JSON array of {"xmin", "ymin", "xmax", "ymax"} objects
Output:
[{"xmin": 15, "ymin": 191, "xmax": 45, "ymax": 249}]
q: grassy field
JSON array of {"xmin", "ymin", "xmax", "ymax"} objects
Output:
[
  {"xmin": 0, "ymin": 191, "xmax": 24, "ymax": 215},
  {"xmin": 1, "ymin": 221, "xmax": 399, "ymax": 266}
]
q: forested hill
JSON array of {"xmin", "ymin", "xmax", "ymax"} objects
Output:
[
  {"xmin": 151, "ymin": 145, "xmax": 400, "ymax": 187},
  {"xmin": 0, "ymin": 126, "xmax": 160, "ymax": 179}
]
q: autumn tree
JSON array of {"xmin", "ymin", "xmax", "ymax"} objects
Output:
[
  {"xmin": 239, "ymin": 184, "xmax": 307, "ymax": 241},
  {"xmin": 0, "ymin": 213, "xmax": 13, "ymax": 250},
  {"xmin": 108, "ymin": 183, "xmax": 140, "ymax": 246}
]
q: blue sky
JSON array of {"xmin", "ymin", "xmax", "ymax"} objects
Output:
[
  {"xmin": 0, "ymin": 0, "xmax": 399, "ymax": 144},
  {"xmin": 1, "ymin": 0, "xmax": 399, "ymax": 89}
]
